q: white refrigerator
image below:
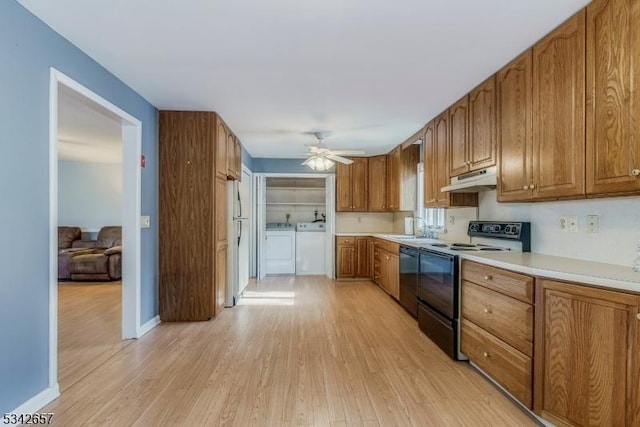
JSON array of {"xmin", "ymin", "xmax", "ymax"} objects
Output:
[{"xmin": 226, "ymin": 170, "xmax": 251, "ymax": 307}]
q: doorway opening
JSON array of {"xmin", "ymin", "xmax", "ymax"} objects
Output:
[{"xmin": 48, "ymin": 69, "xmax": 142, "ymax": 394}]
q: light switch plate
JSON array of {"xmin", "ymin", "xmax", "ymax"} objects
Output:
[{"xmin": 140, "ymin": 216, "xmax": 151, "ymax": 228}]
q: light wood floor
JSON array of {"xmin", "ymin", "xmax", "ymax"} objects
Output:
[
  {"xmin": 49, "ymin": 276, "xmax": 537, "ymax": 426},
  {"xmin": 58, "ymin": 281, "xmax": 130, "ymax": 392}
]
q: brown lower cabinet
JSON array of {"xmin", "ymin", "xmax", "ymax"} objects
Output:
[
  {"xmin": 460, "ymin": 260, "xmax": 535, "ymax": 408},
  {"xmin": 534, "ymin": 279, "xmax": 640, "ymax": 427},
  {"xmin": 371, "ymin": 238, "xmax": 399, "ymax": 300},
  {"xmin": 461, "ymin": 260, "xmax": 640, "ymax": 427},
  {"xmin": 336, "ymin": 236, "xmax": 370, "ymax": 279}
]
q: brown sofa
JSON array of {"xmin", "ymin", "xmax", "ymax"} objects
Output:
[
  {"xmin": 68, "ymin": 226, "xmax": 122, "ymax": 281},
  {"xmin": 58, "ymin": 226, "xmax": 93, "ymax": 280}
]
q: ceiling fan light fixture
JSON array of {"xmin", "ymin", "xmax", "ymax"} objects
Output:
[{"xmin": 308, "ymin": 157, "xmax": 334, "ymax": 171}]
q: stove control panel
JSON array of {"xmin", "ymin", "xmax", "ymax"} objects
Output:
[{"xmin": 467, "ymin": 221, "xmax": 531, "ymax": 251}]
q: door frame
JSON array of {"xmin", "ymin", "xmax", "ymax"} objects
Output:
[
  {"xmin": 48, "ymin": 68, "xmax": 143, "ymax": 391},
  {"xmin": 255, "ymin": 172, "xmax": 335, "ymax": 280}
]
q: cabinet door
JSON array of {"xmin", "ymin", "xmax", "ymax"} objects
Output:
[
  {"xmin": 423, "ymin": 122, "xmax": 437, "ymax": 206},
  {"xmin": 449, "ymin": 96, "xmax": 469, "ymax": 177},
  {"xmin": 351, "ymin": 157, "xmax": 369, "ymax": 211},
  {"xmin": 227, "ymin": 133, "xmax": 236, "ymax": 179},
  {"xmin": 586, "ymin": 0, "xmax": 640, "ymax": 195},
  {"xmin": 214, "ymin": 244, "xmax": 227, "ymax": 316},
  {"xmin": 337, "ymin": 245, "xmax": 356, "ymax": 278},
  {"xmin": 234, "ymin": 138, "xmax": 242, "ymax": 181},
  {"xmin": 335, "ymin": 162, "xmax": 352, "ymax": 211},
  {"xmin": 215, "ymin": 176, "xmax": 227, "ymax": 244},
  {"xmin": 434, "ymin": 111, "xmax": 450, "ymax": 206},
  {"xmin": 386, "ymin": 148, "xmax": 401, "ymax": 211},
  {"xmin": 469, "ymin": 76, "xmax": 497, "ymax": 171},
  {"xmin": 386, "ymin": 252, "xmax": 399, "ymax": 300},
  {"xmin": 535, "ymin": 280, "xmax": 640, "ymax": 427},
  {"xmin": 497, "ymin": 50, "xmax": 534, "ymax": 202},
  {"xmin": 216, "ymin": 121, "xmax": 228, "ymax": 179},
  {"xmin": 532, "ymin": 11, "xmax": 586, "ymax": 199},
  {"xmin": 355, "ymin": 237, "xmax": 369, "ymax": 278},
  {"xmin": 368, "ymin": 155, "xmax": 387, "ymax": 211}
]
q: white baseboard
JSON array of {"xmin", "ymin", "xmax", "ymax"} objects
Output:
[
  {"xmin": 8, "ymin": 385, "xmax": 60, "ymax": 425},
  {"xmin": 137, "ymin": 315, "xmax": 160, "ymax": 338}
]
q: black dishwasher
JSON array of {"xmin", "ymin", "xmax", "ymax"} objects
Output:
[{"xmin": 399, "ymin": 245, "xmax": 418, "ymax": 318}]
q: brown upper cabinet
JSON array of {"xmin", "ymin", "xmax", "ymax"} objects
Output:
[
  {"xmin": 368, "ymin": 155, "xmax": 387, "ymax": 211},
  {"xmin": 498, "ymin": 11, "xmax": 585, "ymax": 202},
  {"xmin": 450, "ymin": 77, "xmax": 497, "ymax": 178},
  {"xmin": 226, "ymin": 133, "xmax": 242, "ymax": 181},
  {"xmin": 586, "ymin": 0, "xmax": 640, "ymax": 196},
  {"xmin": 386, "ymin": 147, "xmax": 401, "ymax": 211},
  {"xmin": 425, "ymin": 112, "xmax": 478, "ymax": 208},
  {"xmin": 336, "ymin": 157, "xmax": 368, "ymax": 212},
  {"xmin": 216, "ymin": 121, "xmax": 228, "ymax": 179},
  {"xmin": 449, "ymin": 96, "xmax": 469, "ymax": 177},
  {"xmin": 468, "ymin": 76, "xmax": 497, "ymax": 171},
  {"xmin": 532, "ymin": 11, "xmax": 585, "ymax": 200},
  {"xmin": 497, "ymin": 51, "xmax": 535, "ymax": 202}
]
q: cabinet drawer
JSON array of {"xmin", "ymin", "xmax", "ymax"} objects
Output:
[
  {"xmin": 462, "ymin": 260, "xmax": 534, "ymax": 303},
  {"xmin": 336, "ymin": 236, "xmax": 356, "ymax": 247},
  {"xmin": 462, "ymin": 281, "xmax": 533, "ymax": 357},
  {"xmin": 461, "ymin": 320, "xmax": 532, "ymax": 408},
  {"xmin": 371, "ymin": 238, "xmax": 399, "ymax": 254}
]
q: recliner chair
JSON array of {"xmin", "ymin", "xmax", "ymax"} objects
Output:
[{"xmin": 68, "ymin": 226, "xmax": 122, "ymax": 281}]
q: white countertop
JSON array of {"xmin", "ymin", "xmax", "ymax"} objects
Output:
[{"xmin": 333, "ymin": 232, "xmax": 640, "ymax": 294}]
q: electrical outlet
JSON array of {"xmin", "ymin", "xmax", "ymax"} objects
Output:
[
  {"xmin": 448, "ymin": 215, "xmax": 455, "ymax": 225},
  {"xmin": 559, "ymin": 216, "xmax": 568, "ymax": 232},
  {"xmin": 587, "ymin": 215, "xmax": 599, "ymax": 233},
  {"xmin": 568, "ymin": 215, "xmax": 578, "ymax": 233}
]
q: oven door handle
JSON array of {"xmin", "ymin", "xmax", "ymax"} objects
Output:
[{"xmin": 420, "ymin": 250, "xmax": 454, "ymax": 261}]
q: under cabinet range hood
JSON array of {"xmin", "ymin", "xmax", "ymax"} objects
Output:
[{"xmin": 441, "ymin": 166, "xmax": 497, "ymax": 193}]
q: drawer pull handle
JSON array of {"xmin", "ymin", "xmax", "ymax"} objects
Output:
[
  {"xmin": 523, "ymin": 185, "xmax": 529, "ymax": 190},
  {"xmin": 483, "ymin": 308, "xmax": 492, "ymax": 314},
  {"xmin": 484, "ymin": 275, "xmax": 493, "ymax": 280},
  {"xmin": 632, "ymin": 169, "xmax": 640, "ymax": 177},
  {"xmin": 483, "ymin": 352, "xmax": 490, "ymax": 358}
]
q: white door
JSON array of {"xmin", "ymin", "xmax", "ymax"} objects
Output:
[
  {"xmin": 256, "ymin": 174, "xmax": 267, "ymax": 280},
  {"xmin": 238, "ymin": 168, "xmax": 251, "ymax": 294}
]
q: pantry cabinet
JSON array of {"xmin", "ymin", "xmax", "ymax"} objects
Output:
[
  {"xmin": 336, "ymin": 157, "xmax": 368, "ymax": 212},
  {"xmin": 534, "ymin": 279, "xmax": 640, "ymax": 427},
  {"xmin": 159, "ymin": 111, "xmax": 230, "ymax": 321},
  {"xmin": 586, "ymin": 0, "xmax": 640, "ymax": 196}
]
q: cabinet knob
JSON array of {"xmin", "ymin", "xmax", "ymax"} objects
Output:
[
  {"xmin": 523, "ymin": 185, "xmax": 529, "ymax": 190},
  {"xmin": 483, "ymin": 307, "xmax": 492, "ymax": 314},
  {"xmin": 374, "ymin": 264, "xmax": 379, "ymax": 268},
  {"xmin": 636, "ymin": 312, "xmax": 640, "ymax": 320},
  {"xmin": 484, "ymin": 275, "xmax": 493, "ymax": 281},
  {"xmin": 529, "ymin": 183, "xmax": 536, "ymax": 189},
  {"xmin": 385, "ymin": 256, "xmax": 390, "ymax": 260},
  {"xmin": 632, "ymin": 169, "xmax": 640, "ymax": 177},
  {"xmin": 483, "ymin": 352, "xmax": 491, "ymax": 358},
  {"xmin": 352, "ymin": 249, "xmax": 355, "ymax": 252}
]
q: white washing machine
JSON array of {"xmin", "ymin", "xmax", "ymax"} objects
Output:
[
  {"xmin": 295, "ymin": 222, "xmax": 326, "ymax": 275},
  {"xmin": 265, "ymin": 223, "xmax": 296, "ymax": 275}
]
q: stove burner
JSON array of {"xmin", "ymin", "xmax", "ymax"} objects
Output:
[
  {"xmin": 479, "ymin": 247, "xmax": 506, "ymax": 251},
  {"xmin": 430, "ymin": 243, "xmax": 448, "ymax": 247},
  {"xmin": 451, "ymin": 243, "xmax": 476, "ymax": 248},
  {"xmin": 449, "ymin": 247, "xmax": 477, "ymax": 251}
]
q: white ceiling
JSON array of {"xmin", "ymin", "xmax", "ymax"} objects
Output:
[
  {"xmin": 58, "ymin": 84, "xmax": 123, "ymax": 164},
  {"xmin": 22, "ymin": 0, "xmax": 590, "ymax": 158}
]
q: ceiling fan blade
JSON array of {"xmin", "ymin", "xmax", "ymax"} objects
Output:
[
  {"xmin": 330, "ymin": 150, "xmax": 365, "ymax": 156},
  {"xmin": 301, "ymin": 157, "xmax": 315, "ymax": 166},
  {"xmin": 326, "ymin": 154, "xmax": 353, "ymax": 164}
]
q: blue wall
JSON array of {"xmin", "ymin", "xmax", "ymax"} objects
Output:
[
  {"xmin": 252, "ymin": 158, "xmax": 335, "ymax": 174},
  {"xmin": 241, "ymin": 146, "xmax": 254, "ymax": 171},
  {"xmin": 58, "ymin": 160, "xmax": 123, "ymax": 230},
  {"xmin": 0, "ymin": 1, "xmax": 158, "ymax": 412}
]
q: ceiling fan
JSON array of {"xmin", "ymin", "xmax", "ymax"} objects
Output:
[{"xmin": 301, "ymin": 132, "xmax": 365, "ymax": 171}]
